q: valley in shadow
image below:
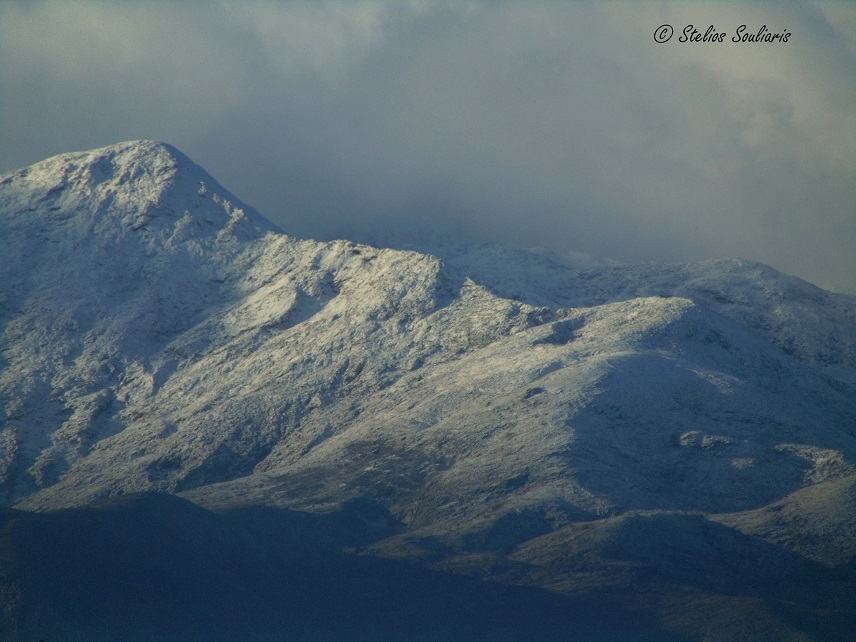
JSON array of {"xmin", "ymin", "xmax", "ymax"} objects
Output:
[{"xmin": 0, "ymin": 492, "xmax": 676, "ymax": 642}]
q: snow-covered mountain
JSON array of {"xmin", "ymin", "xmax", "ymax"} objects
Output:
[{"xmin": 2, "ymin": 141, "xmax": 855, "ymax": 640}]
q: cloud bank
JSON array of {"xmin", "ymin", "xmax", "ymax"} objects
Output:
[{"xmin": 2, "ymin": 1, "xmax": 854, "ymax": 292}]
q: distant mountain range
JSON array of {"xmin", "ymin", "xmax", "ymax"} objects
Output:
[{"xmin": 1, "ymin": 141, "xmax": 854, "ymax": 640}]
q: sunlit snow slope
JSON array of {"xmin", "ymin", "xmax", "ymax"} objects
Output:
[{"xmin": 1, "ymin": 141, "xmax": 855, "ymax": 639}]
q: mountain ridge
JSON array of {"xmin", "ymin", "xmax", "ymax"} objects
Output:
[
  {"xmin": 2, "ymin": 139, "xmax": 855, "ymax": 516},
  {"xmin": 2, "ymin": 141, "xmax": 855, "ymax": 639}
]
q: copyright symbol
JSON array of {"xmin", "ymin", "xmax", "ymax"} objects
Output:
[{"xmin": 654, "ymin": 24, "xmax": 673, "ymax": 43}]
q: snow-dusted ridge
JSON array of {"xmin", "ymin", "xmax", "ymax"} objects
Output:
[
  {"xmin": 1, "ymin": 142, "xmax": 855, "ymax": 638},
  {"xmin": 2, "ymin": 140, "xmax": 855, "ymax": 513}
]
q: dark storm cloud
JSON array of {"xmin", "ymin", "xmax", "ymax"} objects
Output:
[{"xmin": 1, "ymin": 1, "xmax": 854, "ymax": 292}]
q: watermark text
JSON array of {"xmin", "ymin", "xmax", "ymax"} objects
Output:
[{"xmin": 654, "ymin": 24, "xmax": 791, "ymax": 44}]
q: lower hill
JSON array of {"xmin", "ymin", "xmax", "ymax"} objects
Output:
[{"xmin": 0, "ymin": 493, "xmax": 676, "ymax": 642}]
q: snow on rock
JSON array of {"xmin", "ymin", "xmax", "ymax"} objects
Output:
[{"xmin": 1, "ymin": 142, "xmax": 855, "ymax": 551}]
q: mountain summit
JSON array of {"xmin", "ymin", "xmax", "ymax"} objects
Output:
[{"xmin": 2, "ymin": 142, "xmax": 855, "ymax": 639}]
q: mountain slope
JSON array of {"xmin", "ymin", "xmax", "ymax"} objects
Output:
[
  {"xmin": 4, "ymin": 493, "xmax": 672, "ymax": 642},
  {"xmin": 1, "ymin": 141, "xmax": 855, "ymax": 639}
]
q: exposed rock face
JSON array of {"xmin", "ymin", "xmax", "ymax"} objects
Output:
[{"xmin": 2, "ymin": 141, "xmax": 855, "ymax": 639}]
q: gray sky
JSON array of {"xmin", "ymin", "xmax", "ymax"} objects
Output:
[{"xmin": 2, "ymin": 1, "xmax": 855, "ymax": 292}]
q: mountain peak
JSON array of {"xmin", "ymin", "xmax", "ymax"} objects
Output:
[
  {"xmin": 4, "ymin": 139, "xmax": 186, "ymax": 190},
  {"xmin": 0, "ymin": 140, "xmax": 277, "ymax": 242}
]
